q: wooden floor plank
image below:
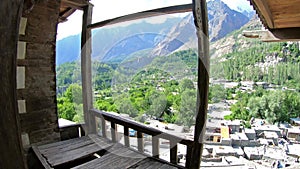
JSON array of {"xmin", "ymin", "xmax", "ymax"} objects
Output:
[
  {"xmin": 158, "ymin": 164, "xmax": 178, "ymax": 169},
  {"xmin": 72, "ymin": 147, "xmax": 146, "ymax": 169},
  {"xmin": 34, "ymin": 135, "xmax": 180, "ymax": 169},
  {"xmin": 127, "ymin": 158, "xmax": 153, "ymax": 169},
  {"xmin": 32, "ymin": 145, "xmax": 53, "ymax": 169},
  {"xmin": 128, "ymin": 158, "xmax": 178, "ymax": 169},
  {"xmin": 88, "ymin": 134, "xmax": 113, "ymax": 149},
  {"xmin": 36, "ymin": 135, "xmax": 114, "ymax": 167},
  {"xmin": 38, "ymin": 136, "xmax": 90, "ymax": 150},
  {"xmin": 48, "ymin": 143, "xmax": 104, "ymax": 166},
  {"xmin": 41, "ymin": 139, "xmax": 94, "ymax": 157},
  {"xmin": 139, "ymin": 160, "xmax": 163, "ymax": 169}
]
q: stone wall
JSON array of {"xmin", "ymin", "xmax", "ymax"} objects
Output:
[{"xmin": 17, "ymin": 0, "xmax": 61, "ymax": 150}]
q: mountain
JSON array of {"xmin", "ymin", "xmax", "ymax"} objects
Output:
[
  {"xmin": 210, "ymin": 17, "xmax": 263, "ymax": 58},
  {"xmin": 56, "ymin": 35, "xmax": 81, "ymax": 65},
  {"xmin": 220, "ymin": 0, "xmax": 255, "ymax": 18},
  {"xmin": 208, "ymin": 0, "xmax": 250, "ymax": 41},
  {"xmin": 210, "ymin": 17, "xmax": 300, "ymax": 87},
  {"xmin": 151, "ymin": 0, "xmax": 250, "ymax": 56},
  {"xmin": 56, "ymin": 18, "xmax": 181, "ymax": 65},
  {"xmin": 57, "ymin": 0, "xmax": 250, "ymax": 64}
]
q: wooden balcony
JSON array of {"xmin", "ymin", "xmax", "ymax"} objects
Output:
[
  {"xmin": 33, "ymin": 109, "xmax": 192, "ymax": 169},
  {"xmin": 31, "ymin": 1, "xmax": 209, "ymax": 169}
]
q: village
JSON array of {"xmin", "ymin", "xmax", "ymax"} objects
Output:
[{"xmin": 82, "ymin": 80, "xmax": 300, "ymax": 169}]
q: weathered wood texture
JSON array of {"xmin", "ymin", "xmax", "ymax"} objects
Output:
[
  {"xmin": 92, "ymin": 109, "xmax": 194, "ymax": 167},
  {"xmin": 91, "ymin": 109, "xmax": 194, "ymax": 146},
  {"xmin": 249, "ymin": 0, "xmax": 300, "ymax": 41},
  {"xmin": 17, "ymin": 0, "xmax": 61, "ymax": 146},
  {"xmin": 33, "ymin": 134, "xmax": 113, "ymax": 168},
  {"xmin": 251, "ymin": 0, "xmax": 300, "ymax": 29},
  {"xmin": 59, "ymin": 123, "xmax": 85, "ymax": 140},
  {"xmin": 0, "ymin": 1, "xmax": 26, "ymax": 168},
  {"xmin": 89, "ymin": 4, "xmax": 192, "ymax": 29},
  {"xmin": 33, "ymin": 134, "xmax": 183, "ymax": 169},
  {"xmin": 81, "ymin": 3, "xmax": 96, "ymax": 134},
  {"xmin": 191, "ymin": 0, "xmax": 209, "ymax": 168}
]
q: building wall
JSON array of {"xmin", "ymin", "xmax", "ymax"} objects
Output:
[
  {"xmin": 16, "ymin": 0, "xmax": 61, "ymax": 163},
  {"xmin": 0, "ymin": 1, "xmax": 26, "ymax": 168}
]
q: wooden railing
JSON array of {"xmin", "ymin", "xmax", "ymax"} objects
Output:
[
  {"xmin": 59, "ymin": 123, "xmax": 85, "ymax": 141},
  {"xmin": 90, "ymin": 109, "xmax": 194, "ymax": 168}
]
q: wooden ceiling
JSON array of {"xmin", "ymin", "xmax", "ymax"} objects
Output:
[
  {"xmin": 59, "ymin": 0, "xmax": 90, "ymax": 22},
  {"xmin": 250, "ymin": 0, "xmax": 300, "ymax": 40}
]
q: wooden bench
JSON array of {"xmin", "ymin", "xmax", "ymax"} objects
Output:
[{"xmin": 32, "ymin": 134, "xmax": 182, "ymax": 169}]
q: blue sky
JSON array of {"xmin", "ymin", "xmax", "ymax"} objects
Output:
[{"xmin": 57, "ymin": 0, "xmax": 252, "ymax": 40}]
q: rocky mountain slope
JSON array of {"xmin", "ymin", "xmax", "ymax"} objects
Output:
[
  {"xmin": 56, "ymin": 0, "xmax": 252, "ymax": 64},
  {"xmin": 140, "ymin": 0, "xmax": 251, "ymax": 57}
]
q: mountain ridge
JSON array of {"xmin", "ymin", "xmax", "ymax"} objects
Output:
[{"xmin": 56, "ymin": 0, "xmax": 251, "ymax": 65}]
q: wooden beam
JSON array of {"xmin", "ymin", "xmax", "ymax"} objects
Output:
[
  {"xmin": 250, "ymin": 0, "xmax": 275, "ymax": 29},
  {"xmin": 81, "ymin": 3, "xmax": 96, "ymax": 134},
  {"xmin": 59, "ymin": 8, "xmax": 76, "ymax": 23},
  {"xmin": 242, "ymin": 28, "xmax": 300, "ymax": 42},
  {"xmin": 0, "ymin": 0, "xmax": 26, "ymax": 168},
  {"xmin": 270, "ymin": 27, "xmax": 300, "ymax": 41},
  {"xmin": 190, "ymin": 0, "xmax": 209, "ymax": 169},
  {"xmin": 61, "ymin": 0, "xmax": 89, "ymax": 9},
  {"xmin": 88, "ymin": 4, "xmax": 192, "ymax": 29}
]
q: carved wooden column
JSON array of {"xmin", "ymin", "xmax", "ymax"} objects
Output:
[
  {"xmin": 190, "ymin": 0, "xmax": 209, "ymax": 168},
  {"xmin": 81, "ymin": 3, "xmax": 96, "ymax": 134}
]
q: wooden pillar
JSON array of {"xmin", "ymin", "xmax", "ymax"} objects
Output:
[
  {"xmin": 110, "ymin": 122, "xmax": 116, "ymax": 142},
  {"xmin": 190, "ymin": 0, "xmax": 209, "ymax": 169},
  {"xmin": 137, "ymin": 131, "xmax": 144, "ymax": 153},
  {"xmin": 0, "ymin": 0, "xmax": 26, "ymax": 168},
  {"xmin": 170, "ymin": 140, "xmax": 178, "ymax": 164},
  {"xmin": 81, "ymin": 3, "xmax": 96, "ymax": 134},
  {"xmin": 152, "ymin": 136, "xmax": 159, "ymax": 158},
  {"xmin": 124, "ymin": 126, "xmax": 130, "ymax": 147}
]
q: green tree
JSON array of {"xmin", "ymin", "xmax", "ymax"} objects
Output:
[
  {"xmin": 179, "ymin": 79, "xmax": 194, "ymax": 92},
  {"xmin": 209, "ymin": 84, "xmax": 226, "ymax": 103},
  {"xmin": 178, "ymin": 89, "xmax": 196, "ymax": 127},
  {"xmin": 57, "ymin": 84, "xmax": 83, "ymax": 123}
]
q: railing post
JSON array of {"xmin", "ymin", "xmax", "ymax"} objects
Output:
[
  {"xmin": 170, "ymin": 140, "xmax": 178, "ymax": 164},
  {"xmin": 101, "ymin": 118, "xmax": 107, "ymax": 138},
  {"xmin": 111, "ymin": 122, "xmax": 116, "ymax": 142},
  {"xmin": 137, "ymin": 131, "xmax": 144, "ymax": 153},
  {"xmin": 185, "ymin": 145, "xmax": 193, "ymax": 168},
  {"xmin": 124, "ymin": 126, "xmax": 130, "ymax": 147},
  {"xmin": 152, "ymin": 136, "xmax": 159, "ymax": 158},
  {"xmin": 81, "ymin": 3, "xmax": 96, "ymax": 134}
]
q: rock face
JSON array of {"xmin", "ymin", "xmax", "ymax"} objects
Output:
[
  {"xmin": 208, "ymin": 0, "xmax": 250, "ymax": 42},
  {"xmin": 151, "ymin": 0, "xmax": 250, "ymax": 57},
  {"xmin": 210, "ymin": 18, "xmax": 263, "ymax": 59}
]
